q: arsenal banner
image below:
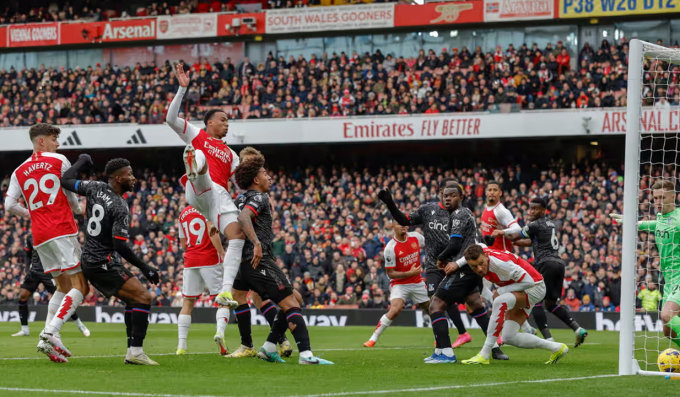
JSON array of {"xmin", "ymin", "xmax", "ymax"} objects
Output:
[
  {"xmin": 265, "ymin": 4, "xmax": 394, "ymax": 34},
  {"xmin": 7, "ymin": 23, "xmax": 60, "ymax": 47},
  {"xmin": 156, "ymin": 14, "xmax": 218, "ymax": 40},
  {"xmin": 483, "ymin": 0, "xmax": 554, "ymax": 21},
  {"xmin": 394, "ymin": 1, "xmax": 484, "ymax": 27},
  {"xmin": 61, "ymin": 19, "xmax": 157, "ymax": 45}
]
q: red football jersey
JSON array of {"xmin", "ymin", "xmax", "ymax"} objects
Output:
[
  {"xmin": 7, "ymin": 152, "xmax": 78, "ymax": 247},
  {"xmin": 482, "ymin": 248, "xmax": 543, "ymax": 287},
  {"xmin": 384, "ymin": 232, "xmax": 425, "ymax": 286},
  {"xmin": 190, "ymin": 129, "xmax": 238, "ymax": 191},
  {"xmin": 179, "ymin": 206, "xmax": 220, "ymax": 268},
  {"xmin": 481, "ymin": 202, "xmax": 518, "ymax": 251}
]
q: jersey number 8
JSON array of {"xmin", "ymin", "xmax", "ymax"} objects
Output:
[
  {"xmin": 23, "ymin": 174, "xmax": 61, "ymax": 211},
  {"xmin": 87, "ymin": 204, "xmax": 105, "ymax": 237}
]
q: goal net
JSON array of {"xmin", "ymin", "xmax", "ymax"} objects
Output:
[{"xmin": 621, "ymin": 39, "xmax": 680, "ymax": 376}]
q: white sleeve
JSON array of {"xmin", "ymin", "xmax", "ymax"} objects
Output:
[
  {"xmin": 456, "ymin": 257, "xmax": 468, "ymax": 268},
  {"xmin": 383, "ymin": 241, "xmax": 396, "ymax": 268},
  {"xmin": 481, "ymin": 279, "xmax": 494, "ymax": 301},
  {"xmin": 5, "ymin": 195, "xmax": 29, "ymax": 218},
  {"xmin": 410, "ymin": 232, "xmax": 425, "ymax": 248},
  {"xmin": 496, "ymin": 205, "xmax": 521, "ymax": 234},
  {"xmin": 60, "ymin": 157, "xmax": 82, "ymax": 215},
  {"xmin": 6, "ymin": 172, "xmax": 22, "ymax": 200},
  {"xmin": 178, "ymin": 221, "xmax": 185, "ymax": 238},
  {"xmin": 229, "ymin": 148, "xmax": 241, "ymax": 191},
  {"xmin": 496, "ymin": 264, "xmax": 535, "ymax": 294},
  {"xmin": 166, "ymin": 86, "xmax": 200, "ymax": 144}
]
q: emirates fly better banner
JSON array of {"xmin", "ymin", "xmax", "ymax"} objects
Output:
[{"xmin": 265, "ymin": 4, "xmax": 394, "ymax": 34}]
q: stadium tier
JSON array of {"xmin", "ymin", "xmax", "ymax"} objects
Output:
[{"xmin": 0, "ymin": 40, "xmax": 633, "ymax": 127}]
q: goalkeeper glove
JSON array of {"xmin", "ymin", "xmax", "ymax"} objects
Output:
[
  {"xmin": 483, "ymin": 235, "xmax": 496, "ymax": 247},
  {"xmin": 377, "ymin": 188, "xmax": 392, "ymax": 204},
  {"xmin": 609, "ymin": 213, "xmax": 623, "ymax": 225}
]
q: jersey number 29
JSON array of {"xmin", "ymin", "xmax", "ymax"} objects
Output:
[{"xmin": 23, "ymin": 174, "xmax": 61, "ymax": 211}]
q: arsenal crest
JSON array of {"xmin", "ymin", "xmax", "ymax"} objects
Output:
[{"xmin": 159, "ymin": 20, "xmax": 169, "ymax": 34}]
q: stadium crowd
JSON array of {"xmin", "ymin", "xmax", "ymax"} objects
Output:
[
  {"xmin": 0, "ymin": 38, "xmax": 643, "ymax": 127},
  {"xmin": 0, "ymin": 159, "xmax": 652, "ymax": 313},
  {"xmin": 0, "ymin": 0, "xmax": 389, "ymax": 24}
]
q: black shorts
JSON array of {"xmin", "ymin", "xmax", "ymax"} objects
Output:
[
  {"xmin": 21, "ymin": 271, "xmax": 56, "ymax": 294},
  {"xmin": 434, "ymin": 271, "xmax": 482, "ymax": 306},
  {"xmin": 534, "ymin": 261, "xmax": 565, "ymax": 302},
  {"xmin": 82, "ymin": 260, "xmax": 134, "ymax": 299},
  {"xmin": 234, "ymin": 257, "xmax": 293, "ymax": 305},
  {"xmin": 425, "ymin": 269, "xmax": 446, "ymax": 297}
]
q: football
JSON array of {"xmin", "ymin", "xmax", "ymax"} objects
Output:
[{"xmin": 658, "ymin": 348, "xmax": 680, "ymax": 373}]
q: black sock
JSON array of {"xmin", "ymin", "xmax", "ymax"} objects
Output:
[
  {"xmin": 431, "ymin": 311, "xmax": 451, "ymax": 349},
  {"xmin": 18, "ymin": 300, "xmax": 28, "ymax": 326},
  {"xmin": 235, "ymin": 304, "xmax": 253, "ymax": 348},
  {"xmin": 124, "ymin": 306, "xmax": 132, "ymax": 348},
  {"xmin": 260, "ymin": 302, "xmax": 287, "ymax": 343},
  {"xmin": 470, "ymin": 307, "xmax": 490, "ymax": 336},
  {"xmin": 532, "ymin": 304, "xmax": 552, "ymax": 339},
  {"xmin": 547, "ymin": 304, "xmax": 580, "ymax": 331},
  {"xmin": 446, "ymin": 305, "xmax": 467, "ymax": 335},
  {"xmin": 282, "ymin": 308, "xmax": 311, "ymax": 353},
  {"xmin": 130, "ymin": 304, "xmax": 150, "ymax": 348},
  {"xmin": 266, "ymin": 308, "xmax": 290, "ymax": 345},
  {"xmin": 71, "ymin": 312, "xmax": 79, "ymax": 321}
]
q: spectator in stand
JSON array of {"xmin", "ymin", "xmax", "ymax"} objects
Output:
[
  {"xmin": 580, "ymin": 295, "xmax": 596, "ymax": 312},
  {"xmin": 564, "ymin": 288, "xmax": 581, "ymax": 312},
  {"xmin": 600, "ymin": 296, "xmax": 617, "ymax": 312},
  {"xmin": 638, "ymin": 281, "xmax": 663, "ymax": 312}
]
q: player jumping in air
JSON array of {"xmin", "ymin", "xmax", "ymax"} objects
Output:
[
  {"xmin": 12, "ymin": 233, "xmax": 89, "ymax": 338},
  {"xmin": 364, "ymin": 222, "xmax": 430, "ymax": 347},
  {"xmin": 611, "ymin": 180, "xmax": 680, "ymax": 348},
  {"xmin": 5, "ymin": 123, "xmax": 89, "ymax": 363},
  {"xmin": 458, "ymin": 245, "xmax": 569, "ymax": 365},
  {"xmin": 427, "ymin": 184, "xmax": 507, "ymax": 363},
  {"xmin": 377, "ymin": 178, "xmax": 475, "ymax": 349},
  {"xmin": 233, "ymin": 155, "xmax": 333, "ymax": 364},
  {"xmin": 176, "ymin": 206, "xmax": 230, "ymax": 356},
  {"xmin": 62, "ymin": 156, "xmax": 161, "ymax": 365},
  {"xmin": 166, "ymin": 63, "xmax": 243, "ymax": 308},
  {"xmin": 497, "ymin": 198, "xmax": 588, "ymax": 347}
]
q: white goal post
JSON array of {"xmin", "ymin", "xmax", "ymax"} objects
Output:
[{"xmin": 621, "ymin": 39, "xmax": 680, "ymax": 376}]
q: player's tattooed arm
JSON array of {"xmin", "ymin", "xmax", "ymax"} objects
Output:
[
  {"xmin": 61, "ymin": 154, "xmax": 93, "ymax": 193},
  {"xmin": 377, "ymin": 188, "xmax": 410, "ymax": 226},
  {"xmin": 238, "ymin": 207, "xmax": 263, "ymax": 268}
]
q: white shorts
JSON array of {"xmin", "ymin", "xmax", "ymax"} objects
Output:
[
  {"xmin": 185, "ymin": 176, "xmax": 238, "ymax": 233},
  {"xmin": 522, "ymin": 281, "xmax": 547, "ymax": 317},
  {"xmin": 182, "ymin": 265, "xmax": 223, "ymax": 298},
  {"xmin": 389, "ymin": 281, "xmax": 430, "ymax": 305},
  {"xmin": 36, "ymin": 235, "xmax": 82, "ymax": 277}
]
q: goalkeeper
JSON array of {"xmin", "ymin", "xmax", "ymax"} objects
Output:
[{"xmin": 611, "ymin": 180, "xmax": 680, "ymax": 348}]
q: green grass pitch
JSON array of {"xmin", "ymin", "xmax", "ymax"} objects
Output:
[{"xmin": 0, "ymin": 322, "xmax": 674, "ymax": 396}]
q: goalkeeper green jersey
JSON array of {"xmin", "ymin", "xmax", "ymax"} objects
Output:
[{"xmin": 639, "ymin": 207, "xmax": 680, "ymax": 285}]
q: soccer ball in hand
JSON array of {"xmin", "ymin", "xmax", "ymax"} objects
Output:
[{"xmin": 657, "ymin": 348, "xmax": 680, "ymax": 373}]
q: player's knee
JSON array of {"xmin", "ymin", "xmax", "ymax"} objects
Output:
[
  {"xmin": 661, "ymin": 310, "xmax": 674, "ymax": 324},
  {"xmin": 232, "ymin": 290, "xmax": 249, "ymax": 305},
  {"xmin": 137, "ymin": 290, "xmax": 152, "ymax": 305},
  {"xmin": 293, "ymin": 290, "xmax": 303, "ymax": 306},
  {"xmin": 466, "ymin": 298, "xmax": 483, "ymax": 312},
  {"xmin": 429, "ymin": 298, "xmax": 445, "ymax": 314},
  {"xmin": 544, "ymin": 299, "xmax": 557, "ymax": 309},
  {"xmin": 390, "ymin": 300, "xmax": 404, "ymax": 314}
]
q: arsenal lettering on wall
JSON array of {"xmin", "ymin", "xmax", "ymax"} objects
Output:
[{"xmin": 60, "ymin": 19, "xmax": 156, "ymax": 44}]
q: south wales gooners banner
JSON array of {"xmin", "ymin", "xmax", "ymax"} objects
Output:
[
  {"xmin": 265, "ymin": 4, "xmax": 394, "ymax": 34},
  {"xmin": 560, "ymin": 0, "xmax": 680, "ymax": 18}
]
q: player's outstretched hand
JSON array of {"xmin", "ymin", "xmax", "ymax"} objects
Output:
[
  {"xmin": 444, "ymin": 262, "xmax": 459, "ymax": 275},
  {"xmin": 141, "ymin": 265, "xmax": 160, "ymax": 285},
  {"xmin": 78, "ymin": 153, "xmax": 93, "ymax": 166},
  {"xmin": 252, "ymin": 243, "xmax": 263, "ymax": 269},
  {"xmin": 176, "ymin": 63, "xmax": 190, "ymax": 87},
  {"xmin": 609, "ymin": 213, "xmax": 623, "ymax": 225},
  {"xmin": 377, "ymin": 188, "xmax": 391, "ymax": 204},
  {"xmin": 491, "ymin": 229, "xmax": 505, "ymax": 237}
]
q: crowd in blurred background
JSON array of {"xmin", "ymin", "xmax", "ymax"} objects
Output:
[
  {"xmin": 0, "ymin": 158, "xmax": 657, "ymax": 313},
  {"xmin": 0, "ymin": 38, "xmax": 649, "ymax": 127}
]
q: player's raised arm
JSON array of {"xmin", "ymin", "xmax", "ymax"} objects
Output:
[
  {"xmin": 377, "ymin": 188, "xmax": 411, "ymax": 226},
  {"xmin": 609, "ymin": 213, "xmax": 653, "ymax": 230},
  {"xmin": 60, "ymin": 154, "xmax": 93, "ymax": 214},
  {"xmin": 5, "ymin": 173, "xmax": 29, "ymax": 219},
  {"xmin": 166, "ymin": 63, "xmax": 200, "ymax": 144}
]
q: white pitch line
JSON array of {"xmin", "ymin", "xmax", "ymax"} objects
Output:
[
  {"xmin": 0, "ymin": 346, "xmax": 428, "ymax": 361},
  {"xmin": 0, "ymin": 374, "xmax": 620, "ymax": 397}
]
